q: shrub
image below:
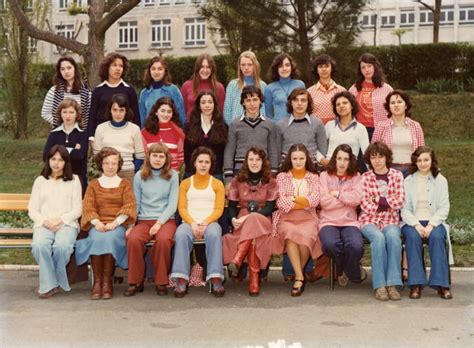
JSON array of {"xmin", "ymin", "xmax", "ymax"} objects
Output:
[{"xmin": 449, "ymin": 219, "xmax": 474, "ymax": 245}]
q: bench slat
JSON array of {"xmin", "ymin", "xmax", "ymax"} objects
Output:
[
  {"xmin": 0, "ymin": 228, "xmax": 33, "ymax": 236},
  {"xmin": 0, "ymin": 239, "xmax": 32, "ymax": 247},
  {"xmin": 0, "ymin": 200, "xmax": 29, "ymax": 211},
  {"xmin": 0, "ymin": 193, "xmax": 30, "ymax": 200}
]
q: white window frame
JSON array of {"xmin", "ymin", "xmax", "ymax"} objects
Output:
[
  {"xmin": 159, "ymin": 0, "xmax": 170, "ymax": 5},
  {"xmin": 143, "ymin": 0, "xmax": 155, "ymax": 6},
  {"xmin": 184, "ymin": 17, "xmax": 206, "ymax": 47},
  {"xmin": 56, "ymin": 24, "xmax": 75, "ymax": 39},
  {"xmin": 118, "ymin": 20, "xmax": 138, "ymax": 50},
  {"xmin": 362, "ymin": 14, "xmax": 377, "ymax": 28},
  {"xmin": 381, "ymin": 15, "xmax": 395, "ymax": 28},
  {"xmin": 174, "ymin": 0, "xmax": 185, "ymax": 5},
  {"xmin": 400, "ymin": 11, "xmax": 415, "ymax": 27},
  {"xmin": 151, "ymin": 19, "xmax": 172, "ymax": 48},
  {"xmin": 419, "ymin": 11, "xmax": 434, "ymax": 26},
  {"xmin": 59, "ymin": 0, "xmax": 69, "ymax": 11},
  {"xmin": 440, "ymin": 8, "xmax": 454, "ymax": 25},
  {"xmin": 459, "ymin": 6, "xmax": 474, "ymax": 24}
]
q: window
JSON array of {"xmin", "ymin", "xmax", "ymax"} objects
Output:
[
  {"xmin": 151, "ymin": 19, "xmax": 171, "ymax": 48},
  {"xmin": 143, "ymin": 0, "xmax": 155, "ymax": 6},
  {"xmin": 175, "ymin": 0, "xmax": 185, "ymax": 4},
  {"xmin": 56, "ymin": 24, "xmax": 75, "ymax": 39},
  {"xmin": 362, "ymin": 14, "xmax": 377, "ymax": 28},
  {"xmin": 440, "ymin": 8, "xmax": 454, "ymax": 24},
  {"xmin": 118, "ymin": 21, "xmax": 138, "ymax": 49},
  {"xmin": 59, "ymin": 0, "xmax": 69, "ymax": 10},
  {"xmin": 400, "ymin": 11, "xmax": 415, "ymax": 27},
  {"xmin": 459, "ymin": 7, "xmax": 474, "ymax": 23},
  {"xmin": 184, "ymin": 18, "xmax": 206, "ymax": 47},
  {"xmin": 28, "ymin": 36, "xmax": 37, "ymax": 52},
  {"xmin": 381, "ymin": 15, "xmax": 395, "ymax": 28},
  {"xmin": 159, "ymin": 0, "xmax": 169, "ymax": 4},
  {"xmin": 419, "ymin": 11, "xmax": 434, "ymax": 25}
]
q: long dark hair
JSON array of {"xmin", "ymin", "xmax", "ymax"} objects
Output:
[
  {"xmin": 409, "ymin": 146, "xmax": 440, "ymax": 177},
  {"xmin": 143, "ymin": 97, "xmax": 182, "ymax": 135},
  {"xmin": 326, "ymin": 144, "xmax": 358, "ymax": 177},
  {"xmin": 237, "ymin": 147, "xmax": 272, "ymax": 184},
  {"xmin": 280, "ymin": 143, "xmax": 316, "ymax": 173},
  {"xmin": 143, "ymin": 56, "xmax": 172, "ymax": 87},
  {"xmin": 54, "ymin": 56, "xmax": 83, "ymax": 94},
  {"xmin": 269, "ymin": 52, "xmax": 299, "ymax": 82},
  {"xmin": 105, "ymin": 94, "xmax": 133, "ymax": 122},
  {"xmin": 41, "ymin": 145, "xmax": 73, "ymax": 181},
  {"xmin": 186, "ymin": 91, "xmax": 227, "ymax": 145},
  {"xmin": 355, "ymin": 53, "xmax": 386, "ymax": 91}
]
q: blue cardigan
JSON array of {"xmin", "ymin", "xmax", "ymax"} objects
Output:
[{"xmin": 139, "ymin": 84, "xmax": 186, "ymax": 127}]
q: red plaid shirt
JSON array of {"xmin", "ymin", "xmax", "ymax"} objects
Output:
[
  {"xmin": 307, "ymin": 81, "xmax": 346, "ymax": 125},
  {"xmin": 359, "ymin": 168, "xmax": 405, "ymax": 229},
  {"xmin": 371, "ymin": 117, "xmax": 425, "ymax": 152},
  {"xmin": 349, "ymin": 82, "xmax": 393, "ymax": 128},
  {"xmin": 272, "ymin": 171, "xmax": 320, "ymax": 236}
]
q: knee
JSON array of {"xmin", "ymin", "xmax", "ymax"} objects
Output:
[
  {"xmin": 429, "ymin": 226, "xmax": 446, "ymax": 243},
  {"xmin": 52, "ymin": 242, "xmax": 74, "ymax": 255},
  {"xmin": 345, "ymin": 238, "xmax": 364, "ymax": 255},
  {"xmin": 204, "ymin": 224, "xmax": 222, "ymax": 241},
  {"xmin": 322, "ymin": 238, "xmax": 340, "ymax": 253},
  {"xmin": 402, "ymin": 226, "xmax": 420, "ymax": 241},
  {"xmin": 154, "ymin": 236, "xmax": 172, "ymax": 249},
  {"xmin": 32, "ymin": 241, "xmax": 52, "ymax": 254}
]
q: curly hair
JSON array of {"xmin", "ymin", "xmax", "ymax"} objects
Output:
[
  {"xmin": 311, "ymin": 54, "xmax": 336, "ymax": 80},
  {"xmin": 54, "ymin": 56, "xmax": 84, "ymax": 93},
  {"xmin": 41, "ymin": 144, "xmax": 73, "ymax": 181},
  {"xmin": 384, "ymin": 89, "xmax": 413, "ymax": 119},
  {"xmin": 354, "ymin": 53, "xmax": 386, "ymax": 91},
  {"xmin": 95, "ymin": 147, "xmax": 123, "ymax": 173},
  {"xmin": 279, "ymin": 143, "xmax": 316, "ymax": 174},
  {"xmin": 98, "ymin": 52, "xmax": 129, "ymax": 82},
  {"xmin": 190, "ymin": 146, "xmax": 216, "ymax": 175},
  {"xmin": 141, "ymin": 142, "xmax": 173, "ymax": 181},
  {"xmin": 364, "ymin": 142, "xmax": 393, "ymax": 170},
  {"xmin": 326, "ymin": 144, "xmax": 359, "ymax": 177},
  {"xmin": 269, "ymin": 53, "xmax": 300, "ymax": 82},
  {"xmin": 143, "ymin": 56, "xmax": 172, "ymax": 87},
  {"xmin": 56, "ymin": 98, "xmax": 83, "ymax": 129},
  {"xmin": 409, "ymin": 146, "xmax": 440, "ymax": 177},
  {"xmin": 331, "ymin": 91, "xmax": 359, "ymax": 119},
  {"xmin": 237, "ymin": 147, "xmax": 272, "ymax": 184},
  {"xmin": 186, "ymin": 91, "xmax": 227, "ymax": 145},
  {"xmin": 105, "ymin": 94, "xmax": 133, "ymax": 122},
  {"xmin": 286, "ymin": 88, "xmax": 313, "ymax": 115},
  {"xmin": 143, "ymin": 97, "xmax": 182, "ymax": 135}
]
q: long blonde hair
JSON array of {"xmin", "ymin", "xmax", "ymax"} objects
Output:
[
  {"xmin": 141, "ymin": 143, "xmax": 172, "ymax": 181},
  {"xmin": 237, "ymin": 50, "xmax": 262, "ymax": 90}
]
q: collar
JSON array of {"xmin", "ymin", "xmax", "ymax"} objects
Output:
[
  {"xmin": 239, "ymin": 114, "xmax": 266, "ymax": 121},
  {"xmin": 51, "ymin": 122, "xmax": 83, "ymax": 133},
  {"xmin": 201, "ymin": 114, "xmax": 214, "ymax": 134},
  {"xmin": 97, "ymin": 79, "xmax": 129, "ymax": 88},
  {"xmin": 389, "ymin": 117, "xmax": 410, "ymax": 126},
  {"xmin": 288, "ymin": 114, "xmax": 311, "ymax": 126},
  {"xmin": 335, "ymin": 117, "xmax": 357, "ymax": 131},
  {"xmin": 315, "ymin": 80, "xmax": 336, "ymax": 91}
]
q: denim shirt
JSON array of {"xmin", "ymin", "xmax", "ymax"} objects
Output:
[{"xmin": 139, "ymin": 84, "xmax": 185, "ymax": 127}]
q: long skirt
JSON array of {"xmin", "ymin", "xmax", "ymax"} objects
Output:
[
  {"xmin": 273, "ymin": 210, "xmax": 323, "ymax": 259},
  {"xmin": 222, "ymin": 210, "xmax": 273, "ymax": 269},
  {"xmin": 75, "ymin": 225, "xmax": 127, "ymax": 269}
]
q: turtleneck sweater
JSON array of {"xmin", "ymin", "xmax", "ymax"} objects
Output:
[
  {"xmin": 180, "ymin": 78, "xmax": 226, "ymax": 123},
  {"xmin": 178, "ymin": 172, "xmax": 225, "ymax": 225},
  {"xmin": 264, "ymin": 77, "xmax": 305, "ymax": 122},
  {"xmin": 290, "ymin": 168, "xmax": 310, "ymax": 209}
]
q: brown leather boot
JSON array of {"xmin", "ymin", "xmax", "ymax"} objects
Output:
[
  {"xmin": 102, "ymin": 254, "xmax": 115, "ymax": 300},
  {"xmin": 247, "ymin": 243, "xmax": 260, "ymax": 296},
  {"xmin": 228, "ymin": 239, "xmax": 253, "ymax": 276},
  {"xmin": 90, "ymin": 255, "xmax": 103, "ymax": 300}
]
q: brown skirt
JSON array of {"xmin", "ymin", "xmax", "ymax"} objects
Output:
[
  {"xmin": 273, "ymin": 209, "xmax": 323, "ymax": 259},
  {"xmin": 222, "ymin": 210, "xmax": 273, "ymax": 268}
]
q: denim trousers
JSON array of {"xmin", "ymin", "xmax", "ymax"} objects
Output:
[
  {"xmin": 170, "ymin": 222, "xmax": 224, "ymax": 282},
  {"xmin": 361, "ymin": 223, "xmax": 402, "ymax": 290},
  {"xmin": 320, "ymin": 225, "xmax": 364, "ymax": 282},
  {"xmin": 31, "ymin": 225, "xmax": 78, "ymax": 294},
  {"xmin": 402, "ymin": 221, "xmax": 449, "ymax": 288}
]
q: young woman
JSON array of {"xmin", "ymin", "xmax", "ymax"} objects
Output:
[
  {"xmin": 323, "ymin": 91, "xmax": 369, "ymax": 169},
  {"xmin": 359, "ymin": 142, "xmax": 405, "ymax": 301},
  {"xmin": 171, "ymin": 147, "xmax": 226, "ymax": 298},
  {"xmin": 273, "ymin": 144, "xmax": 323, "ymax": 297},
  {"xmin": 139, "ymin": 56, "xmax": 185, "ymax": 127},
  {"xmin": 372, "ymin": 90, "xmax": 425, "ymax": 177},
  {"xmin": 349, "ymin": 53, "xmax": 393, "ymax": 140},
  {"xmin": 142, "ymin": 97, "xmax": 185, "ymax": 172},
  {"xmin": 223, "ymin": 51, "xmax": 267, "ymax": 124},
  {"xmin": 41, "ymin": 56, "xmax": 91, "ymax": 130},
  {"xmin": 181, "ymin": 54, "xmax": 226, "ymax": 123},
  {"xmin": 76, "ymin": 147, "xmax": 137, "ymax": 300},
  {"xmin": 401, "ymin": 146, "xmax": 452, "ymax": 300},
  {"xmin": 264, "ymin": 53, "xmax": 305, "ymax": 123},
  {"xmin": 29, "ymin": 145, "xmax": 82, "ymax": 298},
  {"xmin": 43, "ymin": 98, "xmax": 88, "ymax": 194},
  {"xmin": 88, "ymin": 52, "xmax": 140, "ymax": 139},
  {"xmin": 124, "ymin": 143, "xmax": 179, "ymax": 297},
  {"xmin": 93, "ymin": 94, "xmax": 145, "ymax": 182},
  {"xmin": 224, "ymin": 85, "xmax": 278, "ymax": 183},
  {"xmin": 222, "ymin": 147, "xmax": 278, "ymax": 296},
  {"xmin": 307, "ymin": 54, "xmax": 346, "ymax": 125},
  {"xmin": 319, "ymin": 144, "xmax": 365, "ymax": 286},
  {"xmin": 276, "ymin": 88, "xmax": 327, "ymax": 167},
  {"xmin": 184, "ymin": 91, "xmax": 228, "ymax": 179}
]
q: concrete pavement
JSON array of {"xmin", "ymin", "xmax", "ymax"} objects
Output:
[{"xmin": 0, "ymin": 269, "xmax": 473, "ymax": 347}]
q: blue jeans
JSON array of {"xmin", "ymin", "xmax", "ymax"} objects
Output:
[
  {"xmin": 31, "ymin": 225, "xmax": 78, "ymax": 294},
  {"xmin": 361, "ymin": 223, "xmax": 402, "ymax": 290},
  {"xmin": 320, "ymin": 226, "xmax": 364, "ymax": 282},
  {"xmin": 170, "ymin": 222, "xmax": 224, "ymax": 282},
  {"xmin": 402, "ymin": 221, "xmax": 449, "ymax": 288}
]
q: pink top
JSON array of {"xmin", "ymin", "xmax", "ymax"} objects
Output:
[
  {"xmin": 318, "ymin": 171, "xmax": 362, "ymax": 229},
  {"xmin": 180, "ymin": 79, "xmax": 225, "ymax": 123}
]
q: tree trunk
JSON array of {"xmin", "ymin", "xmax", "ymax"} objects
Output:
[
  {"xmin": 295, "ymin": 0, "xmax": 312, "ymax": 84},
  {"xmin": 14, "ymin": 6, "xmax": 29, "ymax": 139},
  {"xmin": 433, "ymin": 0, "xmax": 441, "ymax": 43}
]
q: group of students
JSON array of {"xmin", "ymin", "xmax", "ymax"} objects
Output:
[{"xmin": 30, "ymin": 50, "xmax": 452, "ymax": 302}]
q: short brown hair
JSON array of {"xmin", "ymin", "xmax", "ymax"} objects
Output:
[
  {"xmin": 95, "ymin": 147, "xmax": 123, "ymax": 173},
  {"xmin": 237, "ymin": 147, "xmax": 272, "ymax": 184},
  {"xmin": 409, "ymin": 146, "xmax": 440, "ymax": 177},
  {"xmin": 99, "ymin": 52, "xmax": 129, "ymax": 82},
  {"xmin": 105, "ymin": 94, "xmax": 133, "ymax": 122},
  {"xmin": 143, "ymin": 56, "xmax": 172, "ymax": 87},
  {"xmin": 384, "ymin": 89, "xmax": 413, "ymax": 119},
  {"xmin": 190, "ymin": 146, "xmax": 216, "ymax": 174},
  {"xmin": 280, "ymin": 143, "xmax": 316, "ymax": 173},
  {"xmin": 269, "ymin": 53, "xmax": 299, "ymax": 82},
  {"xmin": 56, "ymin": 98, "xmax": 84, "ymax": 129},
  {"xmin": 331, "ymin": 91, "xmax": 359, "ymax": 119},
  {"xmin": 287, "ymin": 88, "xmax": 313, "ymax": 115},
  {"xmin": 311, "ymin": 54, "xmax": 336, "ymax": 80},
  {"xmin": 240, "ymin": 85, "xmax": 264, "ymax": 107},
  {"xmin": 364, "ymin": 142, "xmax": 393, "ymax": 170}
]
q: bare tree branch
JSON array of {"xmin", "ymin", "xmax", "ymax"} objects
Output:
[
  {"xmin": 96, "ymin": 0, "xmax": 140, "ymax": 36},
  {"xmin": 416, "ymin": 0, "xmax": 435, "ymax": 12}
]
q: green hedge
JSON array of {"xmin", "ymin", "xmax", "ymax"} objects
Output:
[{"xmin": 29, "ymin": 43, "xmax": 474, "ymax": 93}]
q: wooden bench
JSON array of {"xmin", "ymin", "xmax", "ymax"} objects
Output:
[{"xmin": 0, "ymin": 193, "xmax": 33, "ymax": 248}]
